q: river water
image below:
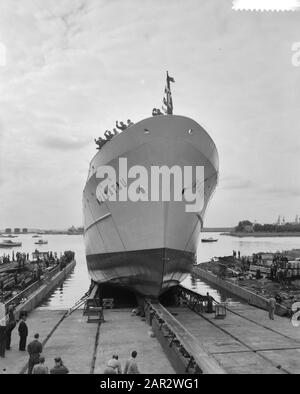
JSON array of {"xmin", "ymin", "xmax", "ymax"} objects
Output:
[{"xmin": 1, "ymin": 232, "xmax": 299, "ymax": 309}]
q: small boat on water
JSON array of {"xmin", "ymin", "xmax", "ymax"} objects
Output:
[
  {"xmin": 34, "ymin": 239, "xmax": 48, "ymax": 245},
  {"xmin": 201, "ymin": 237, "xmax": 218, "ymax": 243},
  {"xmin": 0, "ymin": 240, "xmax": 22, "ymax": 247},
  {"xmin": 1, "ymin": 234, "xmax": 18, "ymax": 238},
  {"xmin": 32, "ymin": 235, "xmax": 41, "ymax": 238}
]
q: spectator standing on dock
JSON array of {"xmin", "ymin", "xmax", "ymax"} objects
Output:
[
  {"xmin": 6, "ymin": 305, "xmax": 16, "ymax": 350},
  {"xmin": 50, "ymin": 357, "xmax": 69, "ymax": 374},
  {"xmin": 18, "ymin": 314, "xmax": 28, "ymax": 351},
  {"xmin": 0, "ymin": 320, "xmax": 6, "ymax": 358},
  {"xmin": 124, "ymin": 350, "xmax": 140, "ymax": 374},
  {"xmin": 27, "ymin": 333, "xmax": 43, "ymax": 374},
  {"xmin": 32, "ymin": 356, "xmax": 48, "ymax": 374},
  {"xmin": 103, "ymin": 354, "xmax": 122, "ymax": 374},
  {"xmin": 206, "ymin": 292, "xmax": 214, "ymax": 313},
  {"xmin": 268, "ymin": 297, "xmax": 276, "ymax": 320}
]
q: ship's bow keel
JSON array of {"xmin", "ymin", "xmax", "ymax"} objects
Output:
[{"xmin": 86, "ymin": 248, "xmax": 194, "ymax": 298}]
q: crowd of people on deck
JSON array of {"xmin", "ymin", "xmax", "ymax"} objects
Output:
[
  {"xmin": 0, "ymin": 252, "xmax": 29, "ymax": 266},
  {"xmin": 0, "ymin": 251, "xmax": 74, "ymax": 373},
  {"xmin": 0, "ymin": 251, "xmax": 74, "ymax": 306},
  {"xmin": 0, "ymin": 301, "xmax": 140, "ymax": 374},
  {"xmin": 0, "ymin": 308, "xmax": 69, "ymax": 373},
  {"xmin": 95, "ymin": 119, "xmax": 134, "ymax": 150},
  {"xmin": 270, "ymin": 255, "xmax": 293, "ymax": 285},
  {"xmin": 94, "ymin": 105, "xmax": 169, "ymax": 150},
  {"xmin": 94, "ymin": 108, "xmax": 167, "ymax": 150}
]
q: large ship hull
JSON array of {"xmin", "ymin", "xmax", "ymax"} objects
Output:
[{"xmin": 83, "ymin": 115, "xmax": 218, "ymax": 298}]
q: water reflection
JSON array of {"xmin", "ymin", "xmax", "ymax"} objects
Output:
[{"xmin": 181, "ymin": 274, "xmax": 243, "ymax": 306}]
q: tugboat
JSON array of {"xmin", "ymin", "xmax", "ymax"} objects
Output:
[
  {"xmin": 34, "ymin": 239, "xmax": 48, "ymax": 245},
  {"xmin": 0, "ymin": 239, "xmax": 22, "ymax": 247},
  {"xmin": 83, "ymin": 72, "xmax": 219, "ymax": 298}
]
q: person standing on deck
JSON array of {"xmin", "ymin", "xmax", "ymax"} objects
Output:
[
  {"xmin": 27, "ymin": 333, "xmax": 43, "ymax": 374},
  {"xmin": 6, "ymin": 305, "xmax": 16, "ymax": 350},
  {"xmin": 268, "ymin": 297, "xmax": 276, "ymax": 320},
  {"xmin": 18, "ymin": 313, "xmax": 28, "ymax": 351},
  {"xmin": 124, "ymin": 350, "xmax": 140, "ymax": 374},
  {"xmin": 0, "ymin": 326, "xmax": 6, "ymax": 358},
  {"xmin": 206, "ymin": 292, "xmax": 214, "ymax": 313}
]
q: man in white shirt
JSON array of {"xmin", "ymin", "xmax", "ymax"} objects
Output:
[{"xmin": 103, "ymin": 354, "xmax": 122, "ymax": 374}]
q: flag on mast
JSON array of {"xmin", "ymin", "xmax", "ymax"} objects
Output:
[{"xmin": 162, "ymin": 71, "xmax": 175, "ymax": 115}]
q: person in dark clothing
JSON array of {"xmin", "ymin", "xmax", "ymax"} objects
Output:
[
  {"xmin": 206, "ymin": 292, "xmax": 214, "ymax": 313},
  {"xmin": 0, "ymin": 325, "xmax": 6, "ymax": 358},
  {"xmin": 6, "ymin": 305, "xmax": 16, "ymax": 350},
  {"xmin": 94, "ymin": 137, "xmax": 106, "ymax": 150},
  {"xmin": 104, "ymin": 130, "xmax": 114, "ymax": 140},
  {"xmin": 50, "ymin": 357, "xmax": 69, "ymax": 374},
  {"xmin": 116, "ymin": 121, "xmax": 127, "ymax": 131},
  {"xmin": 27, "ymin": 333, "xmax": 43, "ymax": 374},
  {"xmin": 152, "ymin": 108, "xmax": 162, "ymax": 116},
  {"xmin": 18, "ymin": 314, "xmax": 28, "ymax": 351}
]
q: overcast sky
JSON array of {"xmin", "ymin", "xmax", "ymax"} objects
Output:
[{"xmin": 0, "ymin": 0, "xmax": 299, "ymax": 229}]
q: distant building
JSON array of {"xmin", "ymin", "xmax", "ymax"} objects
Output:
[
  {"xmin": 22, "ymin": 228, "xmax": 28, "ymax": 233},
  {"xmin": 276, "ymin": 215, "xmax": 300, "ymax": 226},
  {"xmin": 5, "ymin": 228, "xmax": 11, "ymax": 234},
  {"xmin": 14, "ymin": 228, "xmax": 20, "ymax": 234}
]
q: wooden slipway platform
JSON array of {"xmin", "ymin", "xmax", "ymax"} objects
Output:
[
  {"xmin": 166, "ymin": 303, "xmax": 300, "ymax": 374},
  {"xmin": 0, "ymin": 308, "xmax": 175, "ymax": 374}
]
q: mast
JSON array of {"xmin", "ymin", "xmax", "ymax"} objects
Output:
[{"xmin": 162, "ymin": 71, "xmax": 175, "ymax": 115}]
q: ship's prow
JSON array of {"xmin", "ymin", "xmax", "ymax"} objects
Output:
[
  {"xmin": 83, "ymin": 115, "xmax": 218, "ymax": 297},
  {"xmin": 83, "ymin": 75, "xmax": 219, "ymax": 297}
]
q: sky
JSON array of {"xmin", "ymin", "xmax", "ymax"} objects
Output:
[{"xmin": 0, "ymin": 0, "xmax": 300, "ymax": 229}]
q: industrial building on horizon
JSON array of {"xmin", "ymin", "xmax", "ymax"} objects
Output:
[{"xmin": 276, "ymin": 215, "xmax": 300, "ymax": 226}]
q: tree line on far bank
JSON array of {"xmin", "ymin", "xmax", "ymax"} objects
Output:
[{"xmin": 235, "ymin": 220, "xmax": 300, "ymax": 233}]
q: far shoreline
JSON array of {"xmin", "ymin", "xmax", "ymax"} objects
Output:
[{"xmin": 222, "ymin": 232, "xmax": 300, "ymax": 238}]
